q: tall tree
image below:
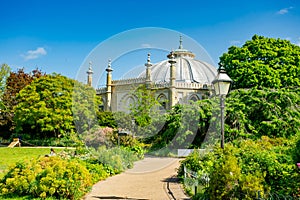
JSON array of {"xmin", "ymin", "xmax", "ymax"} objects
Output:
[
  {"xmin": 0, "ymin": 64, "xmax": 10, "ymax": 109},
  {"xmin": 0, "ymin": 64, "xmax": 11, "ymax": 97},
  {"xmin": 14, "ymin": 74, "xmax": 100, "ymax": 139},
  {"xmin": 0, "ymin": 68, "xmax": 45, "ymax": 138},
  {"xmin": 226, "ymin": 87, "xmax": 300, "ymax": 140},
  {"xmin": 220, "ymin": 35, "xmax": 300, "ymax": 89}
]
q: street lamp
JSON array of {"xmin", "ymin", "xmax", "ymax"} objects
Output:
[{"xmin": 212, "ymin": 65, "xmax": 232, "ymax": 149}]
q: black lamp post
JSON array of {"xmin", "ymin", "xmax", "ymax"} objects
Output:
[{"xmin": 212, "ymin": 65, "xmax": 232, "ymax": 149}]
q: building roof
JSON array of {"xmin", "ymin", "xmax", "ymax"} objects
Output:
[
  {"xmin": 138, "ymin": 57, "xmax": 217, "ymax": 84},
  {"xmin": 138, "ymin": 37, "xmax": 217, "ymax": 84}
]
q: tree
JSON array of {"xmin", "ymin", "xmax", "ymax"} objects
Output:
[
  {"xmin": 220, "ymin": 35, "xmax": 300, "ymax": 89},
  {"xmin": 130, "ymin": 85, "xmax": 160, "ymax": 127},
  {"xmin": 14, "ymin": 74, "xmax": 100, "ymax": 139},
  {"xmin": 0, "ymin": 68, "xmax": 45, "ymax": 138},
  {"xmin": 128, "ymin": 85, "xmax": 166, "ymax": 140},
  {"xmin": 226, "ymin": 87, "xmax": 300, "ymax": 140},
  {"xmin": 0, "ymin": 64, "xmax": 10, "ymax": 101}
]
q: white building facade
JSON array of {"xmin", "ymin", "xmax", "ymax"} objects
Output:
[{"xmin": 92, "ymin": 38, "xmax": 217, "ymax": 112}]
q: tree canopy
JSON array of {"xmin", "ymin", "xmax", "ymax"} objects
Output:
[
  {"xmin": 0, "ymin": 68, "xmax": 45, "ymax": 137},
  {"xmin": 0, "ymin": 64, "xmax": 10, "ymax": 99},
  {"xmin": 14, "ymin": 74, "xmax": 100, "ymax": 139},
  {"xmin": 226, "ymin": 87, "xmax": 300, "ymax": 140},
  {"xmin": 220, "ymin": 35, "xmax": 300, "ymax": 89}
]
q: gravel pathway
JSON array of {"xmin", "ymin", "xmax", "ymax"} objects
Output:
[{"xmin": 83, "ymin": 156, "xmax": 190, "ymax": 200}]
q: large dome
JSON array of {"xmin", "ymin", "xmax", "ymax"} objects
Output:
[{"xmin": 138, "ymin": 39, "xmax": 217, "ymax": 84}]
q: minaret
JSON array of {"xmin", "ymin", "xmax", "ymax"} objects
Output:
[
  {"xmin": 179, "ymin": 35, "xmax": 183, "ymax": 49},
  {"xmin": 86, "ymin": 61, "xmax": 93, "ymax": 87},
  {"xmin": 168, "ymin": 51, "xmax": 177, "ymax": 107},
  {"xmin": 105, "ymin": 59, "xmax": 113, "ymax": 111},
  {"xmin": 145, "ymin": 53, "xmax": 152, "ymax": 88}
]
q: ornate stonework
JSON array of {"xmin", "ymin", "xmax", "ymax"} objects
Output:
[{"xmin": 92, "ymin": 38, "xmax": 217, "ymax": 112}]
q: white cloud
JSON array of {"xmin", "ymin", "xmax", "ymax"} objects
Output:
[
  {"xmin": 141, "ymin": 43, "xmax": 152, "ymax": 48},
  {"xmin": 21, "ymin": 47, "xmax": 47, "ymax": 60},
  {"xmin": 277, "ymin": 6, "xmax": 293, "ymax": 15}
]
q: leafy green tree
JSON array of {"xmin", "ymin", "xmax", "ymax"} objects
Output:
[
  {"xmin": 72, "ymin": 81, "xmax": 101, "ymax": 134},
  {"xmin": 130, "ymin": 84, "xmax": 160, "ymax": 127},
  {"xmin": 97, "ymin": 111, "xmax": 117, "ymax": 128},
  {"xmin": 179, "ymin": 136, "xmax": 300, "ymax": 199},
  {"xmin": 150, "ymin": 100, "xmax": 216, "ymax": 152},
  {"xmin": 220, "ymin": 35, "xmax": 300, "ymax": 89},
  {"xmin": 14, "ymin": 74, "xmax": 100, "ymax": 139},
  {"xmin": 0, "ymin": 68, "xmax": 44, "ymax": 138},
  {"xmin": 0, "ymin": 64, "xmax": 10, "ymax": 102},
  {"xmin": 226, "ymin": 87, "xmax": 300, "ymax": 140}
]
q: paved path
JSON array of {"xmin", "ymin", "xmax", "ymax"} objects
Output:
[{"xmin": 83, "ymin": 156, "xmax": 190, "ymax": 200}]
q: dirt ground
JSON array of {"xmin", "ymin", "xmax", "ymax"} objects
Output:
[{"xmin": 83, "ymin": 156, "xmax": 190, "ymax": 200}]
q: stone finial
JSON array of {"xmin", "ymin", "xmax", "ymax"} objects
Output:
[
  {"xmin": 106, "ymin": 59, "xmax": 113, "ymax": 72},
  {"xmin": 168, "ymin": 51, "xmax": 176, "ymax": 64},
  {"xmin": 145, "ymin": 53, "xmax": 152, "ymax": 67},
  {"xmin": 147, "ymin": 53, "xmax": 151, "ymax": 64},
  {"xmin": 87, "ymin": 61, "xmax": 93, "ymax": 74},
  {"xmin": 179, "ymin": 35, "xmax": 183, "ymax": 49}
]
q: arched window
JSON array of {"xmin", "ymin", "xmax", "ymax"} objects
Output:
[
  {"xmin": 157, "ymin": 93, "xmax": 167, "ymax": 110},
  {"xmin": 119, "ymin": 94, "xmax": 137, "ymax": 113},
  {"xmin": 125, "ymin": 96, "xmax": 135, "ymax": 108},
  {"xmin": 189, "ymin": 94, "xmax": 199, "ymax": 102}
]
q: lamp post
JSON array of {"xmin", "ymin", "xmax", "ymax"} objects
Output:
[{"xmin": 212, "ymin": 65, "xmax": 232, "ymax": 149}]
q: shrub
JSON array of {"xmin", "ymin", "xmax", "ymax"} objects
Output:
[
  {"xmin": 0, "ymin": 156, "xmax": 93, "ymax": 199},
  {"xmin": 82, "ymin": 126, "xmax": 114, "ymax": 148},
  {"xmin": 96, "ymin": 146, "xmax": 139, "ymax": 174},
  {"xmin": 179, "ymin": 136, "xmax": 300, "ymax": 199}
]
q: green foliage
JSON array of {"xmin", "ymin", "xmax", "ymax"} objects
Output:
[
  {"xmin": 95, "ymin": 146, "xmax": 140, "ymax": 174},
  {"xmin": 208, "ymin": 149, "xmax": 241, "ymax": 199},
  {"xmin": 226, "ymin": 87, "xmax": 300, "ymax": 140},
  {"xmin": 14, "ymin": 74, "xmax": 74, "ymax": 138},
  {"xmin": 179, "ymin": 136, "xmax": 300, "ymax": 199},
  {"xmin": 149, "ymin": 100, "xmax": 215, "ymax": 153},
  {"xmin": 0, "ymin": 68, "xmax": 45, "ymax": 138},
  {"xmin": 0, "ymin": 148, "xmax": 63, "ymax": 177},
  {"xmin": 0, "ymin": 156, "xmax": 93, "ymax": 199},
  {"xmin": 236, "ymin": 137, "xmax": 299, "ymax": 195},
  {"xmin": 72, "ymin": 81, "xmax": 101, "ymax": 134},
  {"xmin": 82, "ymin": 126, "xmax": 114, "ymax": 148},
  {"xmin": 0, "ymin": 64, "xmax": 10, "ymax": 102},
  {"xmin": 97, "ymin": 111, "xmax": 117, "ymax": 128},
  {"xmin": 130, "ymin": 85, "xmax": 160, "ymax": 128},
  {"xmin": 78, "ymin": 160, "xmax": 109, "ymax": 184},
  {"xmin": 178, "ymin": 150, "xmax": 213, "ymax": 177},
  {"xmin": 14, "ymin": 74, "xmax": 100, "ymax": 141},
  {"xmin": 220, "ymin": 35, "xmax": 300, "ymax": 89}
]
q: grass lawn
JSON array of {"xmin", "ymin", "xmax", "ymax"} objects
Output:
[{"xmin": 0, "ymin": 147, "xmax": 64, "ymax": 178}]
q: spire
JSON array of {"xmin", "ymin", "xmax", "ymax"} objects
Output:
[
  {"xmin": 106, "ymin": 59, "xmax": 113, "ymax": 72},
  {"xmin": 168, "ymin": 51, "xmax": 177, "ymax": 108},
  {"xmin": 145, "ymin": 53, "xmax": 152, "ymax": 67},
  {"xmin": 87, "ymin": 61, "xmax": 93, "ymax": 74},
  {"xmin": 105, "ymin": 59, "xmax": 113, "ymax": 111},
  {"xmin": 179, "ymin": 35, "xmax": 183, "ymax": 49},
  {"xmin": 145, "ymin": 53, "xmax": 152, "ymax": 87},
  {"xmin": 86, "ymin": 61, "xmax": 93, "ymax": 86}
]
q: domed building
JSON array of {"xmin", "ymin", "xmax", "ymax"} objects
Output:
[{"xmin": 90, "ymin": 37, "xmax": 217, "ymax": 112}]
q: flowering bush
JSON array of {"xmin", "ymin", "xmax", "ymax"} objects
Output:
[
  {"xmin": 0, "ymin": 156, "xmax": 93, "ymax": 199},
  {"xmin": 82, "ymin": 126, "xmax": 114, "ymax": 148}
]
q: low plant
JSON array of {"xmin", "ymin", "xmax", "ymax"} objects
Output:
[
  {"xmin": 0, "ymin": 156, "xmax": 93, "ymax": 199},
  {"xmin": 179, "ymin": 136, "xmax": 300, "ymax": 199},
  {"xmin": 96, "ymin": 146, "xmax": 140, "ymax": 174}
]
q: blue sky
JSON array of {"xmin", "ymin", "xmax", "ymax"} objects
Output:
[{"xmin": 1, "ymin": 0, "xmax": 300, "ymax": 86}]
